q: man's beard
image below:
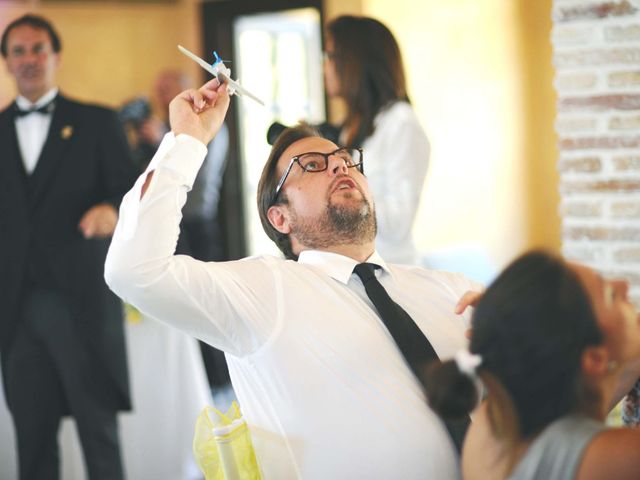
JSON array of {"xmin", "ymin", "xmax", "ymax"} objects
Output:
[{"xmin": 290, "ymin": 192, "xmax": 377, "ymax": 250}]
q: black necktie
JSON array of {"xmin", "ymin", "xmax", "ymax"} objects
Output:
[
  {"xmin": 14, "ymin": 100, "xmax": 55, "ymax": 117},
  {"xmin": 353, "ymin": 262, "xmax": 469, "ymax": 452}
]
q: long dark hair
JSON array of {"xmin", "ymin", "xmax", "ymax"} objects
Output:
[
  {"xmin": 427, "ymin": 251, "xmax": 603, "ymax": 450},
  {"xmin": 326, "ymin": 15, "xmax": 408, "ymax": 148}
]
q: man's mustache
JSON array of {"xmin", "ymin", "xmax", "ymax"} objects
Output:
[{"xmin": 18, "ymin": 64, "xmax": 41, "ymax": 76}]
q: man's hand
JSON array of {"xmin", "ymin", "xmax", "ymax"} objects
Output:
[
  {"xmin": 455, "ymin": 290, "xmax": 483, "ymax": 340},
  {"xmin": 455, "ymin": 290, "xmax": 483, "ymax": 315},
  {"xmin": 169, "ymin": 79, "xmax": 230, "ymax": 145},
  {"xmin": 78, "ymin": 203, "xmax": 118, "ymax": 238}
]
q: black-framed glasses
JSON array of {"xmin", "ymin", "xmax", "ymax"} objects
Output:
[{"xmin": 274, "ymin": 147, "xmax": 364, "ymax": 200}]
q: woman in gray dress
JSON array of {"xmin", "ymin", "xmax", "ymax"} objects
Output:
[{"xmin": 427, "ymin": 250, "xmax": 640, "ymax": 480}]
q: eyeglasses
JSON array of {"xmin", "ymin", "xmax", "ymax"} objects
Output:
[{"xmin": 274, "ymin": 147, "xmax": 364, "ymax": 200}]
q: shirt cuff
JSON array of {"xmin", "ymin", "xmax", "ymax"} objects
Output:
[
  {"xmin": 116, "ymin": 132, "xmax": 207, "ymax": 241},
  {"xmin": 146, "ymin": 132, "xmax": 208, "ymax": 187}
]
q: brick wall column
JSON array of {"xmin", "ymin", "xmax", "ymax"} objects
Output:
[{"xmin": 552, "ymin": 0, "xmax": 640, "ymax": 425}]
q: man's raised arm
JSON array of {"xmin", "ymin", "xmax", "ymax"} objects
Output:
[{"xmin": 103, "ymin": 79, "xmax": 247, "ymax": 350}]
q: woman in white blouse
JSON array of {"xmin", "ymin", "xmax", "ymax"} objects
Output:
[{"xmin": 324, "ymin": 15, "xmax": 430, "ymax": 265}]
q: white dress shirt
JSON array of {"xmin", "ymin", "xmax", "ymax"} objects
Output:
[
  {"xmin": 105, "ymin": 133, "xmax": 479, "ymax": 480},
  {"xmin": 361, "ymin": 101, "xmax": 430, "ymax": 265},
  {"xmin": 14, "ymin": 88, "xmax": 58, "ymax": 174}
]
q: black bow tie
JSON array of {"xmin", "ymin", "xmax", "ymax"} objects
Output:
[{"xmin": 14, "ymin": 100, "xmax": 56, "ymax": 117}]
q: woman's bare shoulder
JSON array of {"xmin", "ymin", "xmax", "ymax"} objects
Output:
[{"xmin": 577, "ymin": 427, "xmax": 640, "ymax": 480}]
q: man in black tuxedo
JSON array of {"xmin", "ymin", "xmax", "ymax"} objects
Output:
[{"xmin": 0, "ymin": 14, "xmax": 136, "ymax": 480}]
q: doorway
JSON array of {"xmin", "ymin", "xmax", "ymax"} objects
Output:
[{"xmin": 201, "ymin": 0, "xmax": 325, "ymax": 258}]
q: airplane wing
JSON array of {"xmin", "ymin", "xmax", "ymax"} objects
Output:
[
  {"xmin": 178, "ymin": 45, "xmax": 265, "ymax": 106},
  {"xmin": 178, "ymin": 45, "xmax": 219, "ymax": 77},
  {"xmin": 216, "ymin": 71, "xmax": 265, "ymax": 106}
]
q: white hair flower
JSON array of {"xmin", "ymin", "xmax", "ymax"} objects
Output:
[{"xmin": 454, "ymin": 350, "xmax": 482, "ymax": 377}]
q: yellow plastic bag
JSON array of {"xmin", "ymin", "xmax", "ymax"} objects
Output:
[
  {"xmin": 124, "ymin": 303, "xmax": 142, "ymax": 324},
  {"xmin": 193, "ymin": 401, "xmax": 262, "ymax": 480}
]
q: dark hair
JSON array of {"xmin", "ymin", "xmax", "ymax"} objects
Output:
[
  {"xmin": 427, "ymin": 251, "xmax": 603, "ymax": 446},
  {"xmin": 256, "ymin": 124, "xmax": 321, "ymax": 261},
  {"xmin": 326, "ymin": 15, "xmax": 408, "ymax": 147},
  {"xmin": 1, "ymin": 14, "xmax": 62, "ymax": 58}
]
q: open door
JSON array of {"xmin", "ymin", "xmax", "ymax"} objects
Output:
[{"xmin": 202, "ymin": 0, "xmax": 325, "ymax": 258}]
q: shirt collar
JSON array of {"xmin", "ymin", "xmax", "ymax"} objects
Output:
[
  {"xmin": 297, "ymin": 249, "xmax": 394, "ymax": 285},
  {"xmin": 16, "ymin": 87, "xmax": 59, "ymax": 110}
]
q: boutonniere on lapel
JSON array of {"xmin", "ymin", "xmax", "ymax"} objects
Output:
[{"xmin": 61, "ymin": 125, "xmax": 73, "ymax": 140}]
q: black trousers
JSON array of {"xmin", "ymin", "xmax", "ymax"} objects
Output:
[{"xmin": 5, "ymin": 288, "xmax": 124, "ymax": 480}]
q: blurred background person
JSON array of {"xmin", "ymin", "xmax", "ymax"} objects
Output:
[
  {"xmin": 117, "ymin": 95, "xmax": 154, "ymax": 172},
  {"xmin": 323, "ymin": 15, "xmax": 430, "ymax": 265},
  {"xmin": 0, "ymin": 14, "xmax": 135, "ymax": 480},
  {"xmin": 428, "ymin": 251, "xmax": 640, "ymax": 480},
  {"xmin": 120, "ymin": 69, "xmax": 235, "ymax": 410}
]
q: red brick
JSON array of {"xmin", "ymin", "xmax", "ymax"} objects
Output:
[
  {"xmin": 558, "ymin": 94, "xmax": 640, "ymax": 112},
  {"xmin": 554, "ymin": 48, "xmax": 640, "ymax": 67},
  {"xmin": 559, "ymin": 135, "xmax": 640, "ymax": 149},
  {"xmin": 563, "ymin": 225, "xmax": 640, "ymax": 241},
  {"xmin": 561, "ymin": 179, "xmax": 640, "ymax": 193},
  {"xmin": 555, "ymin": 1, "xmax": 638, "ymax": 22},
  {"xmin": 613, "ymin": 155, "xmax": 640, "ymax": 171},
  {"xmin": 558, "ymin": 156, "xmax": 602, "ymax": 172}
]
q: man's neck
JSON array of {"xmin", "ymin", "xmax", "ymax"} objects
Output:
[
  {"xmin": 17, "ymin": 87, "xmax": 58, "ymax": 107},
  {"xmin": 301, "ymin": 242, "xmax": 375, "ymax": 263}
]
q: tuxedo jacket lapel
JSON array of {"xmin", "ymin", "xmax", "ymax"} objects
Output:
[
  {"xmin": 28, "ymin": 95, "xmax": 74, "ymax": 209},
  {"xmin": 0, "ymin": 107, "xmax": 29, "ymax": 199}
]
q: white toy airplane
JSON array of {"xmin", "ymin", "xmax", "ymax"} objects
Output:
[{"xmin": 178, "ymin": 45, "xmax": 265, "ymax": 106}]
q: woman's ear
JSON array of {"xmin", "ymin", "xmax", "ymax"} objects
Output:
[
  {"xmin": 267, "ymin": 205, "xmax": 291, "ymax": 234},
  {"xmin": 582, "ymin": 346, "xmax": 610, "ymax": 377}
]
